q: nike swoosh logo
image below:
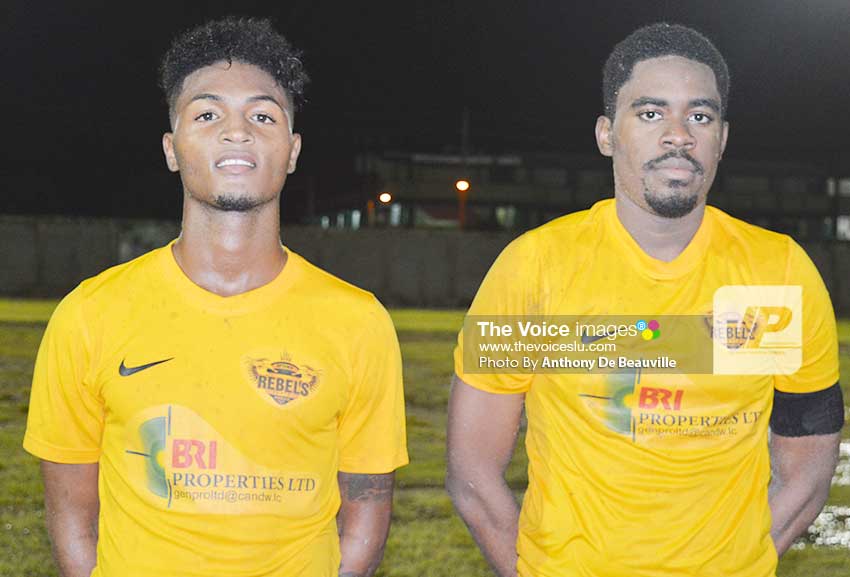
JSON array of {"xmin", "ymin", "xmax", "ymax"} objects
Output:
[
  {"xmin": 119, "ymin": 357, "xmax": 173, "ymax": 377},
  {"xmin": 580, "ymin": 332, "xmax": 611, "ymax": 344}
]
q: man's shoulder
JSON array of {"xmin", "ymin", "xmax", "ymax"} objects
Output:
[
  {"xmin": 287, "ymin": 250, "xmax": 386, "ymax": 317},
  {"xmin": 48, "ymin": 245, "xmax": 166, "ymax": 330},
  {"xmin": 507, "ymin": 201, "xmax": 609, "ymax": 252},
  {"xmin": 534, "ymin": 200, "xmax": 608, "ymax": 238},
  {"xmin": 708, "ymin": 205, "xmax": 791, "ymax": 248},
  {"xmin": 68, "ymin": 245, "xmax": 165, "ymax": 307},
  {"xmin": 707, "ymin": 205, "xmax": 796, "ymax": 261}
]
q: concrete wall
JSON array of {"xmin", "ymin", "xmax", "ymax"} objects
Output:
[
  {"xmin": 1, "ymin": 216, "xmax": 848, "ymax": 314},
  {"xmin": 0, "ymin": 216, "xmax": 180, "ymax": 297}
]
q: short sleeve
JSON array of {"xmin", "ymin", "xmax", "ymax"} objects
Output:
[
  {"xmin": 23, "ymin": 287, "xmax": 104, "ymax": 462},
  {"xmin": 338, "ymin": 301, "xmax": 408, "ymax": 474},
  {"xmin": 453, "ymin": 232, "xmax": 538, "ymax": 394},
  {"xmin": 773, "ymin": 240, "xmax": 839, "ymax": 394}
]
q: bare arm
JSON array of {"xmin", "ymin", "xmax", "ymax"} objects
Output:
[
  {"xmin": 337, "ymin": 471, "xmax": 394, "ymax": 577},
  {"xmin": 41, "ymin": 461, "xmax": 99, "ymax": 577},
  {"xmin": 768, "ymin": 431, "xmax": 840, "ymax": 556},
  {"xmin": 446, "ymin": 374, "xmax": 524, "ymax": 577}
]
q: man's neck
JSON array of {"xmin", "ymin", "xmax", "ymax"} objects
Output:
[
  {"xmin": 615, "ymin": 193, "xmax": 706, "ymax": 263},
  {"xmin": 172, "ymin": 199, "xmax": 286, "ymax": 297}
]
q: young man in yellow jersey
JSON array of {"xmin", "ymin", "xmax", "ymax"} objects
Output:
[
  {"xmin": 448, "ymin": 23, "xmax": 843, "ymax": 577},
  {"xmin": 24, "ymin": 17, "xmax": 407, "ymax": 577}
]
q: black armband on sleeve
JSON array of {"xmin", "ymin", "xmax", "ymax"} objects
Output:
[{"xmin": 770, "ymin": 382, "xmax": 845, "ymax": 437}]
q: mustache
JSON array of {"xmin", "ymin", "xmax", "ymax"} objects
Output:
[{"xmin": 643, "ymin": 151, "xmax": 705, "ymax": 175}]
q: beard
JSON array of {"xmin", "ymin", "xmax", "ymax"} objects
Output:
[
  {"xmin": 641, "ymin": 150, "xmax": 705, "ymax": 219},
  {"xmin": 642, "ymin": 184, "xmax": 700, "ymax": 218},
  {"xmin": 213, "ymin": 194, "xmax": 266, "ymax": 212}
]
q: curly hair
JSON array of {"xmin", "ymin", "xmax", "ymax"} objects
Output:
[
  {"xmin": 160, "ymin": 16, "xmax": 309, "ymax": 114},
  {"xmin": 602, "ymin": 23, "xmax": 729, "ymax": 119}
]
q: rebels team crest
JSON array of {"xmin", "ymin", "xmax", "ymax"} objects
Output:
[{"xmin": 244, "ymin": 354, "xmax": 321, "ymax": 406}]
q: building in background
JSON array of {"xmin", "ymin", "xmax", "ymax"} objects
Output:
[{"xmin": 315, "ymin": 150, "xmax": 850, "ymax": 241}]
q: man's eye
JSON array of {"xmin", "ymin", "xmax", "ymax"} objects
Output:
[
  {"xmin": 689, "ymin": 113, "xmax": 712, "ymax": 124},
  {"xmin": 253, "ymin": 113, "xmax": 276, "ymax": 124},
  {"xmin": 639, "ymin": 111, "xmax": 661, "ymax": 121},
  {"xmin": 195, "ymin": 112, "xmax": 217, "ymax": 122}
]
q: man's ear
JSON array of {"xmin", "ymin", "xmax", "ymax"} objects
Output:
[
  {"xmin": 287, "ymin": 133, "xmax": 303, "ymax": 174},
  {"xmin": 719, "ymin": 120, "xmax": 729, "ymax": 159},
  {"xmin": 162, "ymin": 132, "xmax": 179, "ymax": 173},
  {"xmin": 595, "ymin": 115, "xmax": 614, "ymax": 157}
]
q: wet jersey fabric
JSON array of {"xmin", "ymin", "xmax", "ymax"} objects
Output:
[
  {"xmin": 25, "ymin": 242, "xmax": 408, "ymax": 577},
  {"xmin": 454, "ymin": 199, "xmax": 838, "ymax": 577}
]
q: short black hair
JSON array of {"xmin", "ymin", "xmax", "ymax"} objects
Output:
[
  {"xmin": 159, "ymin": 16, "xmax": 309, "ymax": 114},
  {"xmin": 602, "ymin": 23, "xmax": 729, "ymax": 119}
]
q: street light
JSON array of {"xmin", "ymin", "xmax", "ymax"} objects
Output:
[
  {"xmin": 455, "ymin": 180, "xmax": 471, "ymax": 229},
  {"xmin": 369, "ymin": 192, "xmax": 393, "ymax": 228}
]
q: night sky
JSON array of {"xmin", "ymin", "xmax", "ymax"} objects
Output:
[{"xmin": 4, "ymin": 0, "xmax": 849, "ymax": 222}]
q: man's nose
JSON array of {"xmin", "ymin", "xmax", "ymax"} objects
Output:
[
  {"xmin": 660, "ymin": 119, "xmax": 695, "ymax": 150},
  {"xmin": 219, "ymin": 116, "xmax": 253, "ymax": 144}
]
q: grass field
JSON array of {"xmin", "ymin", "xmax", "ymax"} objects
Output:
[{"xmin": 1, "ymin": 300, "xmax": 848, "ymax": 576}]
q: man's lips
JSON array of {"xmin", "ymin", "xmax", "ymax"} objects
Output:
[
  {"xmin": 653, "ymin": 160, "xmax": 698, "ymax": 180},
  {"xmin": 215, "ymin": 153, "xmax": 257, "ymax": 174},
  {"xmin": 644, "ymin": 153, "xmax": 704, "ymax": 180},
  {"xmin": 654, "ymin": 159, "xmax": 696, "ymax": 171}
]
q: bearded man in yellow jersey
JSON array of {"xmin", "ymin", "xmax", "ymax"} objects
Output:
[
  {"xmin": 24, "ymin": 17, "xmax": 407, "ymax": 577},
  {"xmin": 447, "ymin": 23, "xmax": 843, "ymax": 577}
]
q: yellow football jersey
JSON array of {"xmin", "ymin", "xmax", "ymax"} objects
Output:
[
  {"xmin": 25, "ymin": 242, "xmax": 408, "ymax": 577},
  {"xmin": 455, "ymin": 199, "xmax": 838, "ymax": 577}
]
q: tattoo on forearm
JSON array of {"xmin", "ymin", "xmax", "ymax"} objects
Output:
[{"xmin": 339, "ymin": 473, "xmax": 394, "ymax": 502}]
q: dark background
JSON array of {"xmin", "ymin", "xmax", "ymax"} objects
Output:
[{"xmin": 3, "ymin": 0, "xmax": 849, "ymax": 222}]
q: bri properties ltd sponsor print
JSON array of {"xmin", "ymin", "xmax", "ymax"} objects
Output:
[{"xmin": 125, "ymin": 404, "xmax": 319, "ymax": 514}]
